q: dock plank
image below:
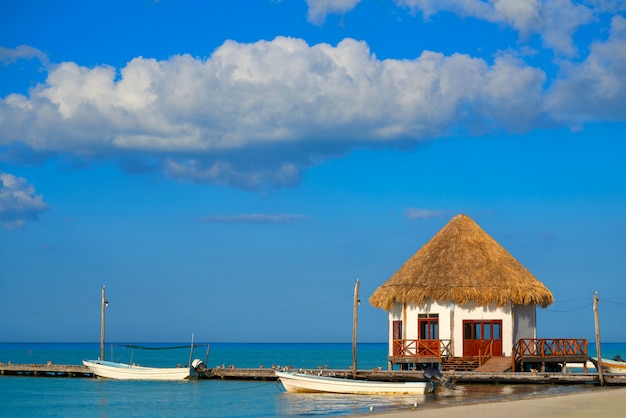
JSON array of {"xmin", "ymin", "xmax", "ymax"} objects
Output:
[{"xmin": 0, "ymin": 363, "xmax": 93, "ymax": 377}]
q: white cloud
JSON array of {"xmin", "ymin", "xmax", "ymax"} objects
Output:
[
  {"xmin": 587, "ymin": 0, "xmax": 626, "ymax": 13},
  {"xmin": 307, "ymin": 0, "xmax": 626, "ymax": 56},
  {"xmin": 1, "ymin": 24, "xmax": 625, "ymax": 189},
  {"xmin": 396, "ymin": 0, "xmax": 596, "ymax": 55},
  {"xmin": 306, "ymin": 0, "xmax": 361, "ymax": 24},
  {"xmin": 545, "ymin": 15, "xmax": 626, "ymax": 124},
  {"xmin": 538, "ymin": 0, "xmax": 595, "ymax": 56},
  {"xmin": 0, "ymin": 37, "xmax": 550, "ymax": 188},
  {"xmin": 405, "ymin": 208, "xmax": 450, "ymax": 219},
  {"xmin": 166, "ymin": 159, "xmax": 302, "ymax": 190},
  {"xmin": 304, "ymin": 0, "xmax": 624, "ymax": 55},
  {"xmin": 0, "ymin": 173, "xmax": 49, "ymax": 229},
  {"xmin": 0, "ymin": 45, "xmax": 49, "ymax": 66},
  {"xmin": 200, "ymin": 213, "xmax": 307, "ymax": 224}
]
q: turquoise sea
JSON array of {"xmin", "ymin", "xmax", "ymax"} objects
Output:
[{"xmin": 1, "ymin": 342, "xmax": 623, "ymax": 417}]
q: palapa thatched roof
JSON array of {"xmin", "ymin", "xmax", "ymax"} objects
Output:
[{"xmin": 369, "ymin": 214, "xmax": 554, "ymax": 311}]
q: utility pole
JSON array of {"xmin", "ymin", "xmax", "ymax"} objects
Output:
[
  {"xmin": 352, "ymin": 279, "xmax": 360, "ymax": 379},
  {"xmin": 593, "ymin": 291, "xmax": 604, "ymax": 386},
  {"xmin": 100, "ymin": 286, "xmax": 108, "ymax": 361}
]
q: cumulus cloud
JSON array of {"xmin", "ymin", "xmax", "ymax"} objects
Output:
[
  {"xmin": 307, "ymin": 0, "xmax": 625, "ymax": 55},
  {"xmin": 200, "ymin": 213, "xmax": 307, "ymax": 224},
  {"xmin": 587, "ymin": 0, "xmax": 626, "ymax": 13},
  {"xmin": 0, "ymin": 38, "xmax": 550, "ymax": 189},
  {"xmin": 0, "ymin": 173, "xmax": 49, "ymax": 229},
  {"xmin": 545, "ymin": 15, "xmax": 626, "ymax": 124},
  {"xmin": 2, "ymin": 12, "xmax": 626, "ymax": 190},
  {"xmin": 306, "ymin": 0, "xmax": 361, "ymax": 24}
]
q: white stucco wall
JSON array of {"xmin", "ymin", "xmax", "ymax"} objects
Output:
[
  {"xmin": 513, "ymin": 304, "xmax": 537, "ymax": 341},
  {"xmin": 387, "ymin": 300, "xmax": 452, "ymax": 353},
  {"xmin": 387, "ymin": 299, "xmax": 529, "ymax": 357}
]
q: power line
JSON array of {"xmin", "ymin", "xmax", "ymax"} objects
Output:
[
  {"xmin": 545, "ymin": 303, "xmax": 592, "ymax": 313},
  {"xmin": 601, "ymin": 298, "xmax": 626, "ymax": 307},
  {"xmin": 545, "ymin": 297, "xmax": 626, "ymax": 313},
  {"xmin": 551, "ymin": 297, "xmax": 590, "ymax": 304}
]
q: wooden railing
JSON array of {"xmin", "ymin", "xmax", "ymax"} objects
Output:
[
  {"xmin": 477, "ymin": 340, "xmax": 494, "ymax": 365},
  {"xmin": 392, "ymin": 339, "xmax": 451, "ymax": 363},
  {"xmin": 513, "ymin": 338, "xmax": 588, "ymax": 371}
]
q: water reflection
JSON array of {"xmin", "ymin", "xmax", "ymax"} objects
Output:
[
  {"xmin": 277, "ymin": 391, "xmax": 426, "ymax": 416},
  {"xmin": 275, "ymin": 384, "xmax": 597, "ymax": 416}
]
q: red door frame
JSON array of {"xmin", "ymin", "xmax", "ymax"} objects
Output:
[
  {"xmin": 462, "ymin": 320, "xmax": 503, "ymax": 356},
  {"xmin": 392, "ymin": 320, "xmax": 402, "ymax": 355},
  {"xmin": 418, "ymin": 315, "xmax": 439, "ymax": 356}
]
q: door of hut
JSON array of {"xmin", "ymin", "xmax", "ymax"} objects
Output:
[
  {"xmin": 392, "ymin": 320, "xmax": 402, "ymax": 356},
  {"xmin": 418, "ymin": 314, "xmax": 439, "ymax": 357},
  {"xmin": 462, "ymin": 320, "xmax": 503, "ymax": 357}
]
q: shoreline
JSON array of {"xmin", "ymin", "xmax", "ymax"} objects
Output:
[{"xmin": 369, "ymin": 385, "xmax": 626, "ymax": 417}]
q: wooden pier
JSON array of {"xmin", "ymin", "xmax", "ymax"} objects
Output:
[
  {"xmin": 2, "ymin": 362, "xmax": 625, "ymax": 385},
  {"xmin": 0, "ymin": 362, "xmax": 93, "ymax": 378}
]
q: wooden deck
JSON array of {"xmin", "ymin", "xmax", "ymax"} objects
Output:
[
  {"xmin": 0, "ymin": 363, "xmax": 93, "ymax": 378},
  {"xmin": 513, "ymin": 338, "xmax": 589, "ymax": 372},
  {"xmin": 390, "ymin": 338, "xmax": 590, "ymax": 375},
  {"xmin": 2, "ymin": 362, "xmax": 626, "ymax": 386}
]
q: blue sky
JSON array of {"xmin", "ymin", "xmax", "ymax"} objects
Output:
[{"xmin": 1, "ymin": 0, "xmax": 625, "ymax": 344}]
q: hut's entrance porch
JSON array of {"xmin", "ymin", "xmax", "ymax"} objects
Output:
[
  {"xmin": 389, "ymin": 338, "xmax": 588, "ymax": 372},
  {"xmin": 513, "ymin": 338, "xmax": 588, "ymax": 372},
  {"xmin": 390, "ymin": 338, "xmax": 451, "ymax": 369}
]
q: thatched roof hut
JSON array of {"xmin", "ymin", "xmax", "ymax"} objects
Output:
[{"xmin": 369, "ymin": 214, "xmax": 554, "ymax": 311}]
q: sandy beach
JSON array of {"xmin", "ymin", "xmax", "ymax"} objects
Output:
[{"xmin": 371, "ymin": 386, "xmax": 626, "ymax": 417}]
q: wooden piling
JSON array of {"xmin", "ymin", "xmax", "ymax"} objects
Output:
[{"xmin": 593, "ymin": 291, "xmax": 604, "ymax": 386}]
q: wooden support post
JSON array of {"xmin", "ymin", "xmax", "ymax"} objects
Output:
[
  {"xmin": 593, "ymin": 292, "xmax": 604, "ymax": 385},
  {"xmin": 352, "ymin": 279, "xmax": 360, "ymax": 379},
  {"xmin": 100, "ymin": 285, "xmax": 107, "ymax": 361},
  {"xmin": 189, "ymin": 333, "xmax": 195, "ymax": 368}
]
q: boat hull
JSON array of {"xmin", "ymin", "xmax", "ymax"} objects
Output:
[
  {"xmin": 275, "ymin": 371, "xmax": 433, "ymax": 395},
  {"xmin": 82, "ymin": 360, "xmax": 191, "ymax": 380},
  {"xmin": 590, "ymin": 357, "xmax": 626, "ymax": 373}
]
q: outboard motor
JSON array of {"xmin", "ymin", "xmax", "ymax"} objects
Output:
[
  {"xmin": 191, "ymin": 359, "xmax": 209, "ymax": 378},
  {"xmin": 423, "ymin": 366, "xmax": 454, "ymax": 391},
  {"xmin": 423, "ymin": 366, "xmax": 442, "ymax": 381}
]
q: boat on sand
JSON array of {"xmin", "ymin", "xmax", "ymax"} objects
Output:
[
  {"xmin": 275, "ymin": 370, "xmax": 435, "ymax": 395},
  {"xmin": 591, "ymin": 356, "xmax": 626, "ymax": 373},
  {"xmin": 275, "ymin": 280, "xmax": 447, "ymax": 395}
]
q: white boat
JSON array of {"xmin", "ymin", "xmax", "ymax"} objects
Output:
[
  {"xmin": 275, "ymin": 371, "xmax": 434, "ymax": 395},
  {"xmin": 590, "ymin": 356, "xmax": 626, "ymax": 373},
  {"xmin": 82, "ymin": 358, "xmax": 205, "ymax": 380},
  {"xmin": 561, "ymin": 360, "xmax": 596, "ymax": 373},
  {"xmin": 86, "ymin": 288, "xmax": 210, "ymax": 380},
  {"xmin": 276, "ymin": 281, "xmax": 446, "ymax": 395}
]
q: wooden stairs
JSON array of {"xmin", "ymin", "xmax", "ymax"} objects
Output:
[
  {"xmin": 473, "ymin": 356, "xmax": 513, "ymax": 372},
  {"xmin": 440, "ymin": 356, "xmax": 512, "ymax": 372},
  {"xmin": 441, "ymin": 357, "xmax": 480, "ymax": 372}
]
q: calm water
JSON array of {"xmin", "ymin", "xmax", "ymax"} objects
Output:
[{"xmin": 1, "ymin": 342, "xmax": 622, "ymax": 417}]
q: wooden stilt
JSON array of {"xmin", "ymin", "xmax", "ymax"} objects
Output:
[
  {"xmin": 352, "ymin": 279, "xmax": 360, "ymax": 379},
  {"xmin": 593, "ymin": 292, "xmax": 604, "ymax": 386}
]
